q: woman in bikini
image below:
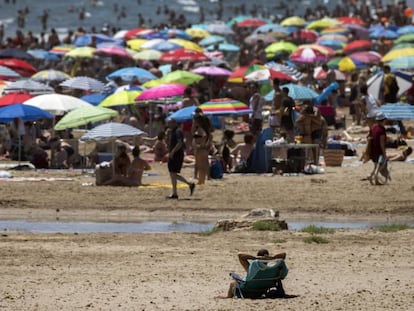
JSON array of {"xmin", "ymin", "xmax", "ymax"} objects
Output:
[{"xmin": 192, "ymin": 113, "xmax": 212, "ymax": 185}]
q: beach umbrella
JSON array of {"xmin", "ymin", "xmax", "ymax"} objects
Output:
[
  {"xmin": 159, "ymin": 48, "xmax": 210, "ymax": 63},
  {"xmin": 392, "ymin": 43, "xmax": 414, "ymax": 50},
  {"xmin": 64, "ymin": 47, "xmax": 96, "ymax": 59},
  {"xmin": 123, "ymin": 27, "xmax": 148, "ymax": 39},
  {"xmin": 265, "ymin": 84, "xmax": 319, "ymax": 101},
  {"xmin": 168, "ymin": 39, "xmax": 203, "ymax": 52},
  {"xmin": 49, "ymin": 44, "xmax": 75, "ymax": 56},
  {"xmin": 280, "ymin": 16, "xmax": 306, "ymax": 27},
  {"xmin": 24, "ymin": 93, "xmax": 92, "ymax": 115},
  {"xmin": 369, "ymin": 29, "xmax": 399, "ymax": 39},
  {"xmin": 244, "ymin": 69, "xmax": 295, "ymax": 82},
  {"xmin": 54, "ymin": 106, "xmax": 119, "ymax": 130},
  {"xmin": 253, "ymin": 24, "xmax": 288, "ymax": 34},
  {"xmin": 388, "ymin": 56, "xmax": 414, "ymax": 70},
  {"xmin": 306, "ymin": 18, "xmax": 340, "ymax": 30},
  {"xmin": 158, "ymin": 29, "xmax": 192, "ymax": 40},
  {"xmin": 342, "ymin": 23, "xmax": 370, "ymax": 39},
  {"xmin": 298, "ymin": 44, "xmax": 336, "ymax": 56},
  {"xmin": 74, "ymin": 33, "xmax": 121, "ymax": 47},
  {"xmin": 349, "ymin": 51, "xmax": 382, "ymax": 64},
  {"xmin": 191, "ymin": 66, "xmax": 232, "ymax": 76},
  {"xmin": 160, "ymin": 70, "xmax": 204, "ymax": 85},
  {"xmin": 318, "ymin": 34, "xmax": 348, "ymax": 42},
  {"xmin": 99, "ymin": 90, "xmax": 142, "ymax": 107},
  {"xmin": 0, "ymin": 65, "xmax": 21, "ymax": 80},
  {"xmin": 167, "ymin": 105, "xmax": 197, "ymax": 122},
  {"xmin": 132, "ymin": 49, "xmax": 162, "ymax": 61},
  {"xmin": 396, "ymin": 25, "xmax": 414, "ymax": 35},
  {"xmin": 313, "ymin": 67, "xmax": 346, "ymax": 81},
  {"xmin": 199, "ymin": 35, "xmax": 225, "ymax": 47},
  {"xmin": 126, "ymin": 38, "xmax": 148, "ymax": 51},
  {"xmin": 135, "ymin": 83, "xmax": 187, "ymax": 101},
  {"xmin": 199, "ymin": 98, "xmax": 252, "ymax": 116},
  {"xmin": 316, "ymin": 39, "xmax": 344, "ymax": 50},
  {"xmin": 140, "ymin": 38, "xmax": 167, "ymax": 49},
  {"xmin": 367, "ymin": 70, "xmax": 413, "ymax": 100},
  {"xmin": 27, "ymin": 49, "xmax": 61, "ymax": 61},
  {"xmin": 244, "ymin": 33, "xmax": 278, "ymax": 45},
  {"xmin": 289, "ymin": 47, "xmax": 328, "ymax": 63},
  {"xmin": 205, "ymin": 23, "xmax": 234, "ymax": 35},
  {"xmin": 205, "ymin": 43, "xmax": 240, "ymax": 52},
  {"xmin": 0, "ymin": 48, "xmax": 34, "ymax": 60},
  {"xmin": 0, "ymin": 58, "xmax": 37, "ymax": 77},
  {"xmin": 4, "ymin": 79, "xmax": 54, "ymax": 94},
  {"xmin": 337, "ymin": 16, "xmax": 365, "ymax": 26},
  {"xmin": 228, "ymin": 64, "xmax": 265, "ymax": 83},
  {"xmin": 394, "ymin": 33, "xmax": 414, "ymax": 44},
  {"xmin": 80, "ymin": 122, "xmax": 146, "ymax": 141},
  {"xmin": 237, "ymin": 18, "xmax": 268, "ymax": 28},
  {"xmin": 379, "ymin": 103, "xmax": 414, "ymax": 120},
  {"xmin": 328, "ymin": 56, "xmax": 367, "ymax": 71},
  {"xmin": 31, "ymin": 69, "xmax": 71, "ymax": 83},
  {"xmin": 320, "ymin": 26, "xmax": 350, "ymax": 35},
  {"xmin": 0, "ymin": 92, "xmax": 33, "ymax": 107},
  {"xmin": 148, "ymin": 40, "xmax": 182, "ymax": 52},
  {"xmin": 185, "ymin": 28, "xmax": 210, "ymax": 38},
  {"xmin": 0, "ymin": 103, "xmax": 53, "ymax": 163},
  {"xmin": 113, "ymin": 29, "xmax": 129, "ymax": 39},
  {"xmin": 343, "ymin": 40, "xmax": 373, "ymax": 54},
  {"xmin": 60, "ymin": 76, "xmax": 105, "ymax": 92},
  {"xmin": 265, "ymin": 61, "xmax": 303, "ymax": 81},
  {"xmin": 81, "ymin": 93, "xmax": 109, "ymax": 106},
  {"xmin": 94, "ymin": 46, "xmax": 133, "ymax": 59},
  {"xmin": 292, "ymin": 29, "xmax": 319, "ymax": 43},
  {"xmin": 381, "ymin": 48, "xmax": 414, "ymax": 62},
  {"xmin": 106, "ymin": 67, "xmax": 157, "ymax": 83}
]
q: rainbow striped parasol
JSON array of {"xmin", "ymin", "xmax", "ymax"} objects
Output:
[{"xmin": 199, "ymin": 98, "xmax": 252, "ymax": 116}]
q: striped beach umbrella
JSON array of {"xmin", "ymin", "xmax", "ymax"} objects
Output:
[
  {"xmin": 60, "ymin": 76, "xmax": 105, "ymax": 92},
  {"xmin": 4, "ymin": 79, "xmax": 54, "ymax": 94},
  {"xmin": 379, "ymin": 103, "xmax": 414, "ymax": 120},
  {"xmin": 31, "ymin": 69, "xmax": 70, "ymax": 83},
  {"xmin": 80, "ymin": 122, "xmax": 146, "ymax": 141},
  {"xmin": 0, "ymin": 65, "xmax": 21, "ymax": 79},
  {"xmin": 265, "ymin": 84, "xmax": 319, "ymax": 101},
  {"xmin": 388, "ymin": 56, "xmax": 414, "ymax": 69},
  {"xmin": 199, "ymin": 98, "xmax": 251, "ymax": 116}
]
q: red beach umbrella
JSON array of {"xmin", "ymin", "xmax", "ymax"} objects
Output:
[
  {"xmin": 159, "ymin": 48, "xmax": 210, "ymax": 63},
  {"xmin": 0, "ymin": 92, "xmax": 33, "ymax": 107},
  {"xmin": 0, "ymin": 58, "xmax": 37, "ymax": 77},
  {"xmin": 124, "ymin": 27, "xmax": 148, "ymax": 39},
  {"xmin": 343, "ymin": 40, "xmax": 373, "ymax": 54},
  {"xmin": 337, "ymin": 16, "xmax": 365, "ymax": 26},
  {"xmin": 237, "ymin": 18, "xmax": 268, "ymax": 28}
]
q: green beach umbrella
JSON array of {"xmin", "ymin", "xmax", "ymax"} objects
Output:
[
  {"xmin": 394, "ymin": 33, "xmax": 414, "ymax": 44},
  {"xmin": 54, "ymin": 106, "xmax": 118, "ymax": 130},
  {"xmin": 160, "ymin": 70, "xmax": 203, "ymax": 85},
  {"xmin": 265, "ymin": 41, "xmax": 298, "ymax": 57},
  {"xmin": 99, "ymin": 90, "xmax": 142, "ymax": 107}
]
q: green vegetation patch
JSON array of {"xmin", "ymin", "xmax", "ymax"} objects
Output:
[
  {"xmin": 252, "ymin": 220, "xmax": 282, "ymax": 231},
  {"xmin": 303, "ymin": 236, "xmax": 329, "ymax": 244},
  {"xmin": 300, "ymin": 225, "xmax": 335, "ymax": 234}
]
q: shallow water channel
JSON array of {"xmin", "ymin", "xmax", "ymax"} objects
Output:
[{"xmin": 0, "ymin": 219, "xmax": 408, "ymax": 234}]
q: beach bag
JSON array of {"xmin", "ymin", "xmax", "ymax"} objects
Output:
[{"xmin": 210, "ymin": 159, "xmax": 223, "ymax": 179}]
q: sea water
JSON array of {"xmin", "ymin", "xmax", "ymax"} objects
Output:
[{"xmin": 0, "ymin": 0, "xmax": 396, "ymax": 40}]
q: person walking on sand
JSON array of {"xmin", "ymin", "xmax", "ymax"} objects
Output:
[{"xmin": 166, "ymin": 118, "xmax": 195, "ymax": 199}]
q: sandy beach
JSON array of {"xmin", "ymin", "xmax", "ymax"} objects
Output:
[{"xmin": 0, "ymin": 135, "xmax": 414, "ymax": 310}]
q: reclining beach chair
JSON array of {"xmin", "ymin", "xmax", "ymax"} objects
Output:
[{"xmin": 231, "ymin": 259, "xmax": 289, "ymax": 299}]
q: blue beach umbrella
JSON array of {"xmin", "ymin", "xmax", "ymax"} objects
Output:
[
  {"xmin": 167, "ymin": 105, "xmax": 197, "ymax": 122},
  {"xmin": 27, "ymin": 49, "xmax": 61, "ymax": 61},
  {"xmin": 265, "ymin": 84, "xmax": 319, "ymax": 101},
  {"xmin": 199, "ymin": 35, "xmax": 225, "ymax": 47},
  {"xmin": 206, "ymin": 43, "xmax": 240, "ymax": 52},
  {"xmin": 81, "ymin": 93, "xmax": 109, "ymax": 106},
  {"xmin": 367, "ymin": 70, "xmax": 413, "ymax": 100},
  {"xmin": 397, "ymin": 25, "xmax": 414, "ymax": 35},
  {"xmin": 369, "ymin": 29, "xmax": 399, "ymax": 39},
  {"xmin": 106, "ymin": 67, "xmax": 157, "ymax": 83}
]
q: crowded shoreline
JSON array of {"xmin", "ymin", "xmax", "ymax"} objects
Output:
[{"xmin": 0, "ymin": 1, "xmax": 414, "ymax": 310}]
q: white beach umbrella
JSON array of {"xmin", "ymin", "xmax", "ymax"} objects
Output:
[
  {"xmin": 24, "ymin": 93, "xmax": 92, "ymax": 116},
  {"xmin": 60, "ymin": 76, "xmax": 105, "ymax": 92}
]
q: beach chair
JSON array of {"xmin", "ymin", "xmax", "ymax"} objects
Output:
[{"xmin": 231, "ymin": 259, "xmax": 288, "ymax": 299}]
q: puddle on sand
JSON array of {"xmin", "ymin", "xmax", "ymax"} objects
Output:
[{"xmin": 1, "ymin": 220, "xmax": 411, "ymax": 234}]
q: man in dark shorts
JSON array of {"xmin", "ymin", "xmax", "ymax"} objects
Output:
[{"xmin": 166, "ymin": 118, "xmax": 195, "ymax": 199}]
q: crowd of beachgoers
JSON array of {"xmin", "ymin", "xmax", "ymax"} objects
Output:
[{"xmin": 0, "ymin": 0, "xmax": 413, "ymax": 174}]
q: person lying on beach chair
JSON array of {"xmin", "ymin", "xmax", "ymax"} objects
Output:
[{"xmin": 219, "ymin": 249, "xmax": 296, "ymax": 299}]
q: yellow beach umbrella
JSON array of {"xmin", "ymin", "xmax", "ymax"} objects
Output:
[
  {"xmin": 338, "ymin": 56, "xmax": 357, "ymax": 72},
  {"xmin": 65, "ymin": 46, "xmax": 96, "ymax": 58},
  {"xmin": 168, "ymin": 39, "xmax": 203, "ymax": 52},
  {"xmin": 99, "ymin": 90, "xmax": 142, "ymax": 107},
  {"xmin": 142, "ymin": 79, "xmax": 165, "ymax": 88},
  {"xmin": 126, "ymin": 38, "xmax": 148, "ymax": 51},
  {"xmin": 381, "ymin": 48, "xmax": 414, "ymax": 62},
  {"xmin": 280, "ymin": 16, "xmax": 306, "ymax": 27},
  {"xmin": 133, "ymin": 49, "xmax": 162, "ymax": 61},
  {"xmin": 186, "ymin": 28, "xmax": 210, "ymax": 38},
  {"xmin": 306, "ymin": 18, "xmax": 340, "ymax": 30}
]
